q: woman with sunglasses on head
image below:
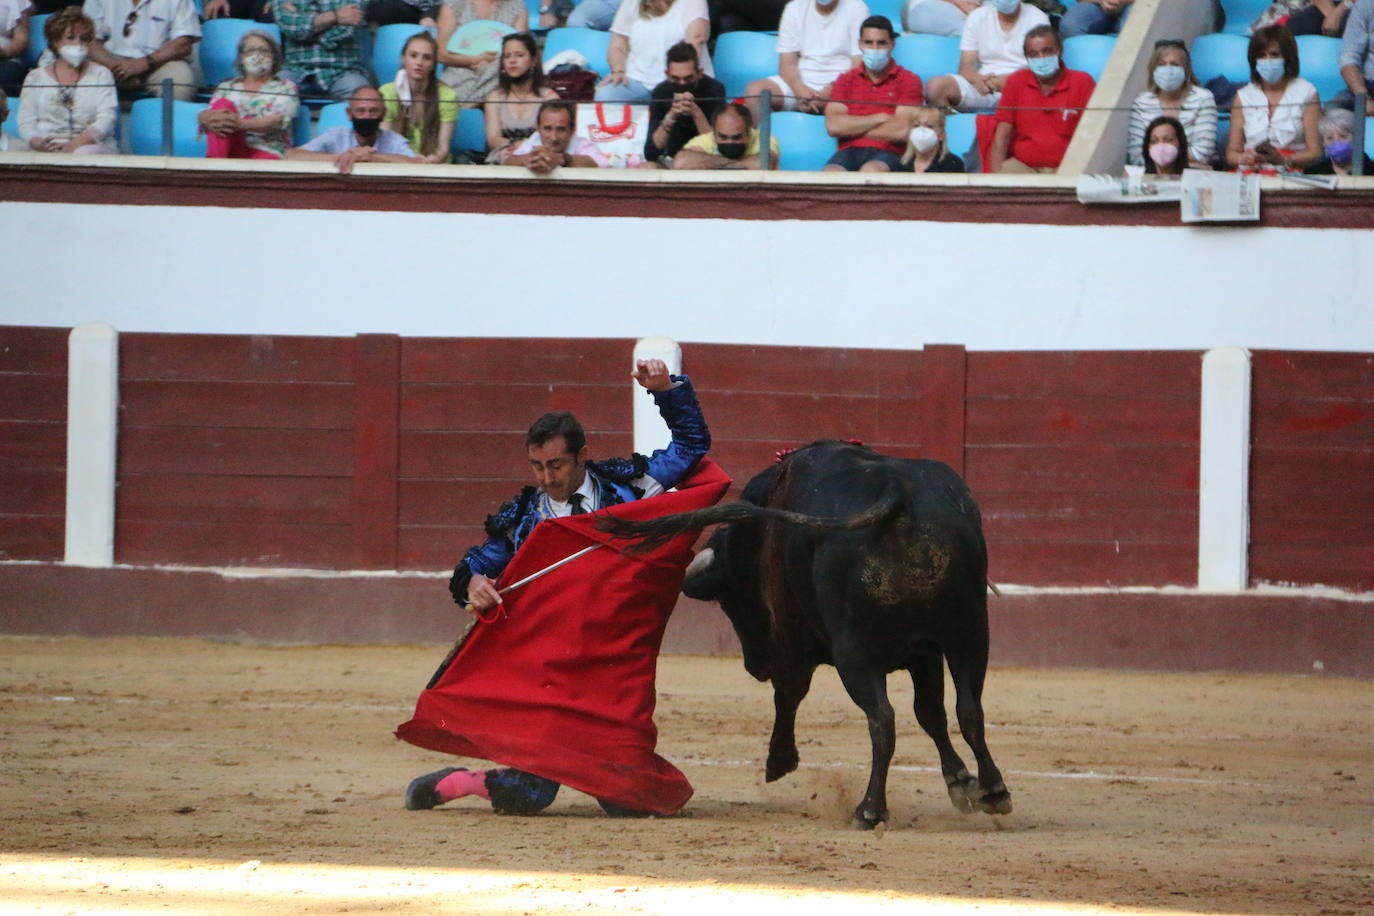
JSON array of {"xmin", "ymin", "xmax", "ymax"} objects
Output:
[
  {"xmin": 200, "ymin": 30, "xmax": 299, "ymax": 160},
  {"xmin": 483, "ymin": 32, "xmax": 557, "ymax": 164},
  {"xmin": 19, "ymin": 6, "xmax": 117, "ymax": 153},
  {"xmin": 1226, "ymin": 25, "xmax": 1321, "ymax": 169},
  {"xmin": 380, "ymin": 31, "xmax": 457, "ymax": 162},
  {"xmin": 1127, "ymin": 39, "xmax": 1217, "ymax": 169}
]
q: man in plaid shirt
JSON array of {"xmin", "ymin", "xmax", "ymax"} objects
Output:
[{"xmin": 276, "ymin": 0, "xmax": 372, "ymax": 99}]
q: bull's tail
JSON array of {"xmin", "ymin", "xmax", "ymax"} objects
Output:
[{"xmin": 599, "ymin": 483, "xmax": 905, "ymax": 552}]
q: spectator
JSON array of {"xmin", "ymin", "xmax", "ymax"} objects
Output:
[
  {"xmin": 1226, "ymin": 25, "xmax": 1321, "ymax": 169},
  {"xmin": 436, "ymin": 0, "xmax": 526, "ymax": 107},
  {"xmin": 822, "ymin": 15, "xmax": 923, "ymax": 171},
  {"xmin": 18, "ymin": 7, "xmax": 117, "ymax": 153},
  {"xmin": 84, "ymin": 0, "xmax": 199, "ymax": 101},
  {"xmin": 988, "ymin": 24, "xmax": 1095, "ymax": 172},
  {"xmin": 1304, "ymin": 104, "xmax": 1372, "ymax": 171},
  {"xmin": 286, "ymin": 84, "xmax": 423, "ymax": 171},
  {"xmin": 1060, "ymin": 0, "xmax": 1132, "ymax": 39},
  {"xmin": 484, "ymin": 31, "xmax": 557, "ymax": 163},
  {"xmin": 1252, "ymin": 0, "xmax": 1351, "ymax": 37},
  {"xmin": 503, "ymin": 99, "xmax": 609, "ymax": 170},
  {"xmin": 597, "ymin": 0, "xmax": 711, "ymax": 103},
  {"xmin": 743, "ymin": 0, "xmax": 866, "ymax": 121},
  {"xmin": 645, "ymin": 40, "xmax": 723, "ymax": 164},
  {"xmin": 0, "ymin": 0, "xmax": 30, "ymax": 92},
  {"xmin": 202, "ymin": 0, "xmax": 272, "ymax": 24},
  {"xmin": 673, "ymin": 101, "xmax": 777, "ymax": 167},
  {"xmin": 199, "ymin": 30, "xmax": 299, "ymax": 160},
  {"xmin": 380, "ymin": 31, "xmax": 456, "ymax": 162},
  {"xmin": 899, "ymin": 104, "xmax": 965, "ymax": 171},
  {"xmin": 713, "ymin": 0, "xmax": 788, "ymax": 34},
  {"xmin": 925, "ymin": 0, "xmax": 1049, "ymax": 112},
  {"xmin": 903, "ymin": 0, "xmax": 978, "ymax": 38},
  {"xmin": 277, "ymin": 0, "xmax": 371, "ymax": 101},
  {"xmin": 364, "ymin": 0, "xmax": 440, "ymax": 27},
  {"xmin": 1141, "ymin": 114, "xmax": 1187, "ymax": 176},
  {"xmin": 1340, "ymin": 0, "xmax": 1374, "ymax": 113},
  {"xmin": 1127, "ymin": 39, "xmax": 1217, "ymax": 169},
  {"xmin": 563, "ymin": 0, "xmax": 615, "ymax": 29},
  {"xmin": 0, "ymin": 87, "xmax": 17, "ymax": 148}
]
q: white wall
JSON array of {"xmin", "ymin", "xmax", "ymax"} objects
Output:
[{"xmin": 2, "ymin": 201, "xmax": 1370, "ymax": 351}]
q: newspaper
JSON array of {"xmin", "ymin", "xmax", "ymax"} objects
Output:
[
  {"xmin": 1076, "ymin": 170, "xmax": 1183, "ymax": 204},
  {"xmin": 1180, "ymin": 168, "xmax": 1260, "ymax": 222}
]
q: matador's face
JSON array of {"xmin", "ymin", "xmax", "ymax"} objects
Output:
[{"xmin": 527, "ymin": 436, "xmax": 588, "ymax": 504}]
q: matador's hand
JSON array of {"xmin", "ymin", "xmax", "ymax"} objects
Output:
[{"xmin": 632, "ymin": 358, "xmax": 673, "ymax": 392}]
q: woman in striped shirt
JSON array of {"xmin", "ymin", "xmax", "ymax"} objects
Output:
[{"xmin": 1127, "ymin": 38, "xmax": 1218, "ymax": 168}]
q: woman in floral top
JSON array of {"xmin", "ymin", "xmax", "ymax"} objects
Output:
[{"xmin": 199, "ymin": 30, "xmax": 300, "ymax": 159}]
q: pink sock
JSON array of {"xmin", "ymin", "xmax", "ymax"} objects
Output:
[{"xmin": 436, "ymin": 769, "xmax": 490, "ymax": 802}]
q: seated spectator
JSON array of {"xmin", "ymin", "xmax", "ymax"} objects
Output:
[
  {"xmin": 1304, "ymin": 104, "xmax": 1373, "ymax": 171},
  {"xmin": 503, "ymin": 99, "xmax": 609, "ymax": 170},
  {"xmin": 1060, "ymin": 0, "xmax": 1132, "ymax": 39},
  {"xmin": 672, "ymin": 101, "xmax": 778, "ymax": 167},
  {"xmin": 0, "ymin": 0, "xmax": 30, "ymax": 92},
  {"xmin": 713, "ymin": 0, "xmax": 788, "ymax": 34},
  {"xmin": 485, "ymin": 32, "xmax": 557, "ymax": 164},
  {"xmin": 597, "ymin": 0, "xmax": 711, "ymax": 103},
  {"xmin": 903, "ymin": 0, "xmax": 978, "ymax": 39},
  {"xmin": 436, "ymin": 0, "xmax": 527, "ymax": 107},
  {"xmin": 899, "ymin": 104, "xmax": 965, "ymax": 171},
  {"xmin": 85, "ymin": 0, "xmax": 200, "ymax": 101},
  {"xmin": 1127, "ymin": 39, "xmax": 1217, "ymax": 168},
  {"xmin": 743, "ymin": 0, "xmax": 865, "ymax": 120},
  {"xmin": 18, "ymin": 7, "xmax": 117, "ymax": 153},
  {"xmin": 0, "ymin": 87, "xmax": 18, "ymax": 148},
  {"xmin": 822, "ymin": 15, "xmax": 922, "ymax": 171},
  {"xmin": 925, "ymin": 0, "xmax": 1049, "ymax": 112},
  {"xmin": 1252, "ymin": 0, "xmax": 1350, "ymax": 37},
  {"xmin": 380, "ymin": 31, "xmax": 456, "ymax": 163},
  {"xmin": 286, "ymin": 84, "xmax": 423, "ymax": 171},
  {"xmin": 201, "ymin": 0, "xmax": 273, "ymax": 23},
  {"xmin": 1141, "ymin": 114, "xmax": 1187, "ymax": 176},
  {"xmin": 1340, "ymin": 0, "xmax": 1373, "ymax": 113},
  {"xmin": 645, "ymin": 40, "xmax": 723, "ymax": 164},
  {"xmin": 988, "ymin": 24, "xmax": 1095, "ymax": 172},
  {"xmin": 364, "ymin": 0, "xmax": 440, "ymax": 27},
  {"xmin": 277, "ymin": 0, "xmax": 372, "ymax": 101},
  {"xmin": 1226, "ymin": 25, "xmax": 1321, "ymax": 169},
  {"xmin": 199, "ymin": 30, "xmax": 299, "ymax": 160}
]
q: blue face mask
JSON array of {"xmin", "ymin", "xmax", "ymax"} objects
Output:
[
  {"xmin": 1027, "ymin": 55, "xmax": 1059, "ymax": 79},
  {"xmin": 1153, "ymin": 64, "xmax": 1185, "ymax": 93},
  {"xmin": 862, "ymin": 47, "xmax": 890, "ymax": 71},
  {"xmin": 993, "ymin": 0, "xmax": 1020, "ymax": 14},
  {"xmin": 1325, "ymin": 139, "xmax": 1353, "ymax": 165},
  {"xmin": 1256, "ymin": 57, "xmax": 1285, "ymax": 84}
]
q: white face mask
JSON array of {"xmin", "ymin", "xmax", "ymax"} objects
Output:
[
  {"xmin": 242, "ymin": 52, "xmax": 272, "ymax": 76},
  {"xmin": 1153, "ymin": 64, "xmax": 1185, "ymax": 93},
  {"xmin": 909, "ymin": 125, "xmax": 939, "ymax": 153},
  {"xmin": 59, "ymin": 44, "xmax": 89, "ymax": 68}
]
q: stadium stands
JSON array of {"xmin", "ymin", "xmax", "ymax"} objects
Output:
[
  {"xmin": 451, "ymin": 107, "xmax": 486, "ymax": 159},
  {"xmin": 1219, "ymin": 0, "xmax": 1269, "ymax": 35},
  {"xmin": 713, "ymin": 30, "xmax": 776, "ymax": 99},
  {"xmin": 770, "ymin": 110, "xmax": 836, "ymax": 170},
  {"xmin": 1062, "ymin": 34, "xmax": 1116, "ymax": 80},
  {"xmin": 944, "ymin": 111, "xmax": 975, "ymax": 159},
  {"xmin": 201, "ymin": 19, "xmax": 284, "ymax": 87},
  {"xmin": 543, "ymin": 26, "xmax": 612, "ymax": 77},
  {"xmin": 1190, "ymin": 32, "xmax": 1251, "ymax": 87},
  {"xmin": 128, "ymin": 98, "xmax": 208, "ymax": 156},
  {"xmin": 23, "ymin": 13, "xmax": 49, "ymax": 67},
  {"xmin": 893, "ymin": 33, "xmax": 960, "ymax": 87},
  {"xmin": 1294, "ymin": 34, "xmax": 1345, "ymax": 102}
]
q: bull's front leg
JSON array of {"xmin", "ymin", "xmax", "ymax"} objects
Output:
[
  {"xmin": 834, "ymin": 659, "xmax": 896, "ymax": 830},
  {"xmin": 766, "ymin": 665, "xmax": 816, "ymax": 782}
]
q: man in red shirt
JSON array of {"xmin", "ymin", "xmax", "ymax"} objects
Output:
[
  {"xmin": 822, "ymin": 15, "xmax": 924, "ymax": 172},
  {"xmin": 988, "ymin": 24, "xmax": 1096, "ymax": 173}
]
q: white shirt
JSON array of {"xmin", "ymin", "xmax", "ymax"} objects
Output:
[
  {"xmin": 18, "ymin": 63, "xmax": 119, "ymax": 143},
  {"xmin": 0, "ymin": 0, "xmax": 30, "ymax": 48},
  {"xmin": 1127, "ymin": 84, "xmax": 1218, "ymax": 166},
  {"xmin": 511, "ymin": 131, "xmax": 611, "ymax": 166},
  {"xmin": 611, "ymin": 0, "xmax": 713, "ymax": 88},
  {"xmin": 776, "ymin": 0, "xmax": 869, "ymax": 91},
  {"xmin": 1237, "ymin": 78, "xmax": 1317, "ymax": 152},
  {"xmin": 542, "ymin": 473, "xmax": 601, "ymax": 518},
  {"xmin": 959, "ymin": 2, "xmax": 1048, "ymax": 77},
  {"xmin": 84, "ymin": 0, "xmax": 200, "ymax": 59}
]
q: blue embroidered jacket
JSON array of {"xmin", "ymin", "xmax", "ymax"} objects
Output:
[{"xmin": 447, "ymin": 375, "xmax": 711, "ymax": 606}]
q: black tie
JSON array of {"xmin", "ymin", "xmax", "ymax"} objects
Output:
[{"xmin": 569, "ymin": 493, "xmax": 587, "ymax": 515}]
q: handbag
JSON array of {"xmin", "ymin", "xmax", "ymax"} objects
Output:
[
  {"xmin": 574, "ymin": 102, "xmax": 649, "ymax": 168},
  {"xmin": 547, "ymin": 65, "xmax": 599, "ymax": 102}
]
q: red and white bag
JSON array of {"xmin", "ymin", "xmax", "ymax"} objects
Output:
[{"xmin": 574, "ymin": 103, "xmax": 649, "ymax": 169}]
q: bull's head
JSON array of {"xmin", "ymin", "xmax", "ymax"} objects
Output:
[{"xmin": 684, "ymin": 526, "xmax": 774, "ymax": 682}]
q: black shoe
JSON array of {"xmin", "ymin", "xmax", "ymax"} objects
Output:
[{"xmin": 405, "ymin": 767, "xmax": 462, "ymax": 810}]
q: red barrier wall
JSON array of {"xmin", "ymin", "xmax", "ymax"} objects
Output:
[{"xmin": 0, "ymin": 325, "xmax": 67, "ymax": 561}]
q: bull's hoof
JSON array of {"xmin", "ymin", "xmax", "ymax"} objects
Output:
[
  {"xmin": 765, "ymin": 749, "xmax": 798, "ymax": 783},
  {"xmin": 978, "ymin": 789, "xmax": 1012, "ymax": 815},
  {"xmin": 850, "ymin": 804, "xmax": 888, "ymax": 830},
  {"xmin": 945, "ymin": 770, "xmax": 979, "ymax": 814}
]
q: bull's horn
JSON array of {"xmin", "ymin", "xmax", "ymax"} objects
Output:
[{"xmin": 685, "ymin": 548, "xmax": 715, "ymax": 580}]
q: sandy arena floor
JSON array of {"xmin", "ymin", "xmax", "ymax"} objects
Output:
[{"xmin": 0, "ymin": 635, "xmax": 1371, "ymax": 916}]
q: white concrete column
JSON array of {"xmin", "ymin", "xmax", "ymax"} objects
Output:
[
  {"xmin": 632, "ymin": 336, "xmax": 683, "ymax": 458},
  {"xmin": 1197, "ymin": 346, "xmax": 1251, "ymax": 591},
  {"xmin": 65, "ymin": 322, "xmax": 120, "ymax": 567}
]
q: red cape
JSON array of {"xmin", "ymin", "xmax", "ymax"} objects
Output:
[{"xmin": 395, "ymin": 459, "xmax": 730, "ymax": 815}]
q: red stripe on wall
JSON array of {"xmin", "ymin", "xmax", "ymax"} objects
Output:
[{"xmin": 0, "ymin": 326, "xmax": 67, "ymax": 561}]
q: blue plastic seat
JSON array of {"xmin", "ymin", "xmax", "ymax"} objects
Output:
[
  {"xmin": 768, "ymin": 111, "xmax": 836, "ymax": 170},
  {"xmin": 372, "ymin": 23, "xmax": 438, "ymax": 84},
  {"xmin": 1190, "ymin": 33, "xmax": 1251, "ymax": 88},
  {"xmin": 315, "ymin": 100, "xmax": 350, "ymax": 133},
  {"xmin": 713, "ymin": 31, "xmax": 777, "ymax": 100},
  {"xmin": 292, "ymin": 107, "xmax": 313, "ymax": 145},
  {"xmin": 24, "ymin": 13, "xmax": 50, "ymax": 66},
  {"xmin": 864, "ymin": 0, "xmax": 904, "ymax": 31},
  {"xmin": 893, "ymin": 33, "xmax": 959, "ymax": 87},
  {"xmin": 1366, "ymin": 117, "xmax": 1374, "ymax": 159},
  {"xmin": 543, "ymin": 26, "xmax": 612, "ymax": 78},
  {"xmin": 2, "ymin": 97, "xmax": 18, "ymax": 138},
  {"xmin": 450, "ymin": 106, "xmax": 486, "ymax": 157},
  {"xmin": 943, "ymin": 111, "xmax": 975, "ymax": 157},
  {"xmin": 1215, "ymin": 112, "xmax": 1231, "ymax": 158},
  {"xmin": 200, "ymin": 19, "xmax": 283, "ymax": 88},
  {"xmin": 1062, "ymin": 34, "xmax": 1115, "ymax": 81},
  {"xmin": 1295, "ymin": 35, "xmax": 1345, "ymax": 102},
  {"xmin": 128, "ymin": 98, "xmax": 209, "ymax": 156},
  {"xmin": 1220, "ymin": 0, "xmax": 1271, "ymax": 34}
]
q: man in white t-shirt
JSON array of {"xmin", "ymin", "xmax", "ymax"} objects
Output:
[
  {"xmin": 744, "ymin": 0, "xmax": 867, "ymax": 118},
  {"xmin": 504, "ymin": 100, "xmax": 611, "ymax": 172},
  {"xmin": 84, "ymin": 0, "xmax": 202, "ymax": 101},
  {"xmin": 924, "ymin": 0, "xmax": 1047, "ymax": 112}
]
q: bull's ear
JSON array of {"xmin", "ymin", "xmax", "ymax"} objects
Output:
[{"xmin": 681, "ymin": 548, "xmax": 723, "ymax": 601}]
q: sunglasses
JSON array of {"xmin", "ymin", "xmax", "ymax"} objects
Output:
[{"xmin": 1154, "ymin": 39, "xmax": 1186, "ymax": 50}]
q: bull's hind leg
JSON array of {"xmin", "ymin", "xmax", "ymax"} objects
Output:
[
  {"xmin": 907, "ymin": 645, "xmax": 979, "ymax": 814},
  {"xmin": 946, "ymin": 646, "xmax": 1012, "ymax": 815},
  {"xmin": 766, "ymin": 665, "xmax": 816, "ymax": 782},
  {"xmin": 833, "ymin": 655, "xmax": 896, "ymax": 830}
]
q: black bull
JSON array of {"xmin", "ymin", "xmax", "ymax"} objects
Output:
[{"xmin": 601, "ymin": 440, "xmax": 1012, "ymax": 828}]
